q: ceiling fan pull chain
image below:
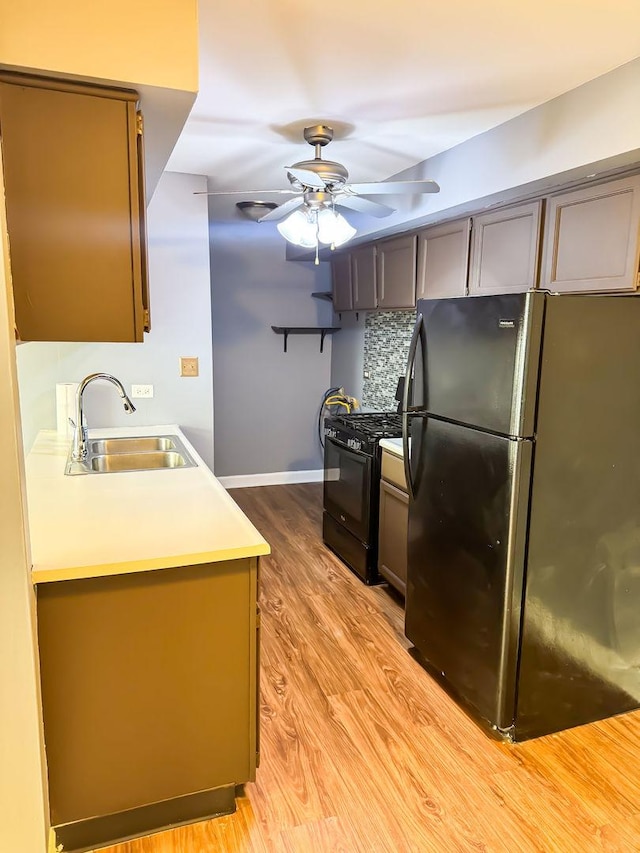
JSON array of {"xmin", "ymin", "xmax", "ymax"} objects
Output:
[{"xmin": 329, "ymin": 197, "xmax": 337, "ymax": 249}]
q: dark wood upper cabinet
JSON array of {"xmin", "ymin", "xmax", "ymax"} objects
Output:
[
  {"xmin": 351, "ymin": 244, "xmax": 377, "ymax": 311},
  {"xmin": 331, "ymin": 251, "xmax": 353, "ymax": 312},
  {"xmin": 416, "ymin": 218, "xmax": 471, "ymax": 300},
  {"xmin": 0, "ymin": 74, "xmax": 149, "ymax": 342},
  {"xmin": 376, "ymin": 234, "xmax": 417, "ymax": 309},
  {"xmin": 540, "ymin": 175, "xmax": 640, "ymax": 293},
  {"xmin": 468, "ymin": 201, "xmax": 542, "ymax": 296}
]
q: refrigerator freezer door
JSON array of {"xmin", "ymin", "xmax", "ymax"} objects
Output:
[
  {"xmin": 405, "ymin": 416, "xmax": 532, "ymax": 730},
  {"xmin": 414, "ymin": 292, "xmax": 545, "ymax": 437}
]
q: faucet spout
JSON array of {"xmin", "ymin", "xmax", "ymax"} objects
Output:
[{"xmin": 70, "ymin": 373, "xmax": 136, "ymax": 462}]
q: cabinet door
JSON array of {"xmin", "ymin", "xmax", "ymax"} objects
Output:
[
  {"xmin": 378, "ymin": 478, "xmax": 409, "ymax": 596},
  {"xmin": 468, "ymin": 201, "xmax": 542, "ymax": 296},
  {"xmin": 37, "ymin": 559, "xmax": 257, "ymax": 825},
  {"xmin": 376, "ymin": 234, "xmax": 417, "ymax": 309},
  {"xmin": 0, "ymin": 75, "xmax": 148, "ymax": 342},
  {"xmin": 540, "ymin": 176, "xmax": 640, "ymax": 293},
  {"xmin": 351, "ymin": 244, "xmax": 377, "ymax": 310},
  {"xmin": 331, "ymin": 252, "xmax": 353, "ymax": 311},
  {"xmin": 416, "ymin": 218, "xmax": 470, "ymax": 300}
]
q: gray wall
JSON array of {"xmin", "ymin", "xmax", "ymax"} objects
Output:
[
  {"xmin": 209, "ymin": 222, "xmax": 333, "ymax": 477},
  {"xmin": 329, "ymin": 311, "xmax": 365, "ymax": 405},
  {"xmin": 16, "ymin": 171, "xmax": 215, "ymax": 468}
]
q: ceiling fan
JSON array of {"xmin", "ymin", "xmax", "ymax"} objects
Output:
[{"xmin": 201, "ymin": 125, "xmax": 440, "ymax": 258}]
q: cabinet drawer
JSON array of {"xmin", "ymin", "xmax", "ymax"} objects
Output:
[{"xmin": 381, "ymin": 449, "xmax": 407, "ymax": 492}]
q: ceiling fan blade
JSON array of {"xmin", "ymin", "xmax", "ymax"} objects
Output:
[
  {"xmin": 258, "ymin": 197, "xmax": 305, "ymax": 222},
  {"xmin": 193, "ymin": 189, "xmax": 299, "ymax": 196},
  {"xmin": 335, "ymin": 195, "xmax": 395, "ymax": 218},
  {"xmin": 345, "ymin": 179, "xmax": 440, "ymax": 195},
  {"xmin": 285, "ymin": 167, "xmax": 327, "ymax": 190}
]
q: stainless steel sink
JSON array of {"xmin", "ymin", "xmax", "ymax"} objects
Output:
[
  {"xmin": 65, "ymin": 434, "xmax": 196, "ymax": 475},
  {"xmin": 91, "ymin": 450, "xmax": 189, "ymax": 473},
  {"xmin": 90, "ymin": 436, "xmax": 176, "ymax": 455}
]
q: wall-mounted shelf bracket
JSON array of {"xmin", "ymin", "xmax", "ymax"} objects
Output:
[{"xmin": 271, "ymin": 326, "xmax": 340, "ymax": 353}]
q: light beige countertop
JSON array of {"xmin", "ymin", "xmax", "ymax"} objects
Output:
[
  {"xmin": 379, "ymin": 437, "xmax": 404, "ymax": 458},
  {"xmin": 26, "ymin": 425, "xmax": 270, "ymax": 584}
]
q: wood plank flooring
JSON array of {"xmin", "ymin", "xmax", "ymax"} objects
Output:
[{"xmin": 105, "ymin": 484, "xmax": 640, "ymax": 852}]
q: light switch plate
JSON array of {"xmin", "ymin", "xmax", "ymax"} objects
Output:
[{"xmin": 180, "ymin": 357, "xmax": 199, "ymax": 377}]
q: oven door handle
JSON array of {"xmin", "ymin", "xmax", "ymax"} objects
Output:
[{"xmin": 402, "ymin": 313, "xmax": 423, "ymax": 499}]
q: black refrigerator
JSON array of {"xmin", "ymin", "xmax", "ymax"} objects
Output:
[{"xmin": 403, "ymin": 291, "xmax": 640, "ymax": 741}]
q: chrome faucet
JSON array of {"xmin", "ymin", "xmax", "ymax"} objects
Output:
[{"xmin": 70, "ymin": 373, "xmax": 136, "ymax": 462}]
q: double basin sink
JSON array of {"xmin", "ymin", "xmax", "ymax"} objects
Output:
[{"xmin": 65, "ymin": 434, "xmax": 196, "ymax": 476}]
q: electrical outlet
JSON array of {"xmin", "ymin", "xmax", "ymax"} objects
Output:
[
  {"xmin": 131, "ymin": 384, "xmax": 154, "ymax": 398},
  {"xmin": 363, "ymin": 370, "xmax": 370, "ymax": 379},
  {"xmin": 180, "ymin": 357, "xmax": 199, "ymax": 377}
]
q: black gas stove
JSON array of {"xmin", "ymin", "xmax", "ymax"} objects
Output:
[
  {"xmin": 322, "ymin": 412, "xmax": 403, "ymax": 584},
  {"xmin": 323, "ymin": 412, "xmax": 403, "ymax": 456}
]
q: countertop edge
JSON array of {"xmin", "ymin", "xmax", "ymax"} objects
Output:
[
  {"xmin": 32, "ymin": 543, "xmax": 271, "ymax": 585},
  {"xmin": 379, "ymin": 437, "xmax": 404, "ymax": 458}
]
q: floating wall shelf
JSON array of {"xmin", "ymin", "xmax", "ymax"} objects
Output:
[{"xmin": 271, "ymin": 326, "xmax": 340, "ymax": 353}]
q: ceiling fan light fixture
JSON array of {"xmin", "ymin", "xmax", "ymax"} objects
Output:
[
  {"xmin": 277, "ymin": 205, "xmax": 357, "ymax": 251},
  {"xmin": 276, "ymin": 209, "xmax": 318, "ymax": 248},
  {"xmin": 317, "ymin": 208, "xmax": 356, "ymax": 247},
  {"xmin": 235, "ymin": 200, "xmax": 278, "ymax": 221}
]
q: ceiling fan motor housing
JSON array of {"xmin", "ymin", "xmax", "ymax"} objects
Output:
[
  {"xmin": 286, "ymin": 125, "xmax": 349, "ymax": 190},
  {"xmin": 288, "ymin": 158, "xmax": 349, "ymax": 189}
]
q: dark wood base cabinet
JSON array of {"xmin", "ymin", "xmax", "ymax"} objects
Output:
[
  {"xmin": 37, "ymin": 557, "xmax": 259, "ymax": 852},
  {"xmin": 378, "ymin": 449, "xmax": 409, "ymax": 596}
]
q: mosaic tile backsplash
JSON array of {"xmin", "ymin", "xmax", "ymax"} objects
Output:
[{"xmin": 361, "ymin": 310, "xmax": 417, "ymax": 411}]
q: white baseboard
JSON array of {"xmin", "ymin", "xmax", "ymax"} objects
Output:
[{"xmin": 218, "ymin": 469, "xmax": 324, "ymax": 489}]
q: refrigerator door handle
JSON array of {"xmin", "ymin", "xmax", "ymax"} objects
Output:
[
  {"xmin": 402, "ymin": 313, "xmax": 424, "ymax": 499},
  {"xmin": 402, "ymin": 413, "xmax": 415, "ymax": 499},
  {"xmin": 402, "ymin": 313, "xmax": 424, "ymax": 414}
]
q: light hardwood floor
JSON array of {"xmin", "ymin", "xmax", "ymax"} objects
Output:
[{"xmin": 106, "ymin": 484, "xmax": 640, "ymax": 852}]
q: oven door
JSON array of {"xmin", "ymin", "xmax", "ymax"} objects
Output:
[{"xmin": 323, "ymin": 437, "xmax": 373, "ymax": 544}]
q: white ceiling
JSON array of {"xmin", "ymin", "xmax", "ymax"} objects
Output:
[{"xmin": 168, "ymin": 0, "xmax": 640, "ymax": 217}]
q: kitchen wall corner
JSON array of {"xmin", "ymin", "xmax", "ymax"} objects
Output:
[{"xmin": 329, "ymin": 311, "xmax": 366, "ymax": 406}]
